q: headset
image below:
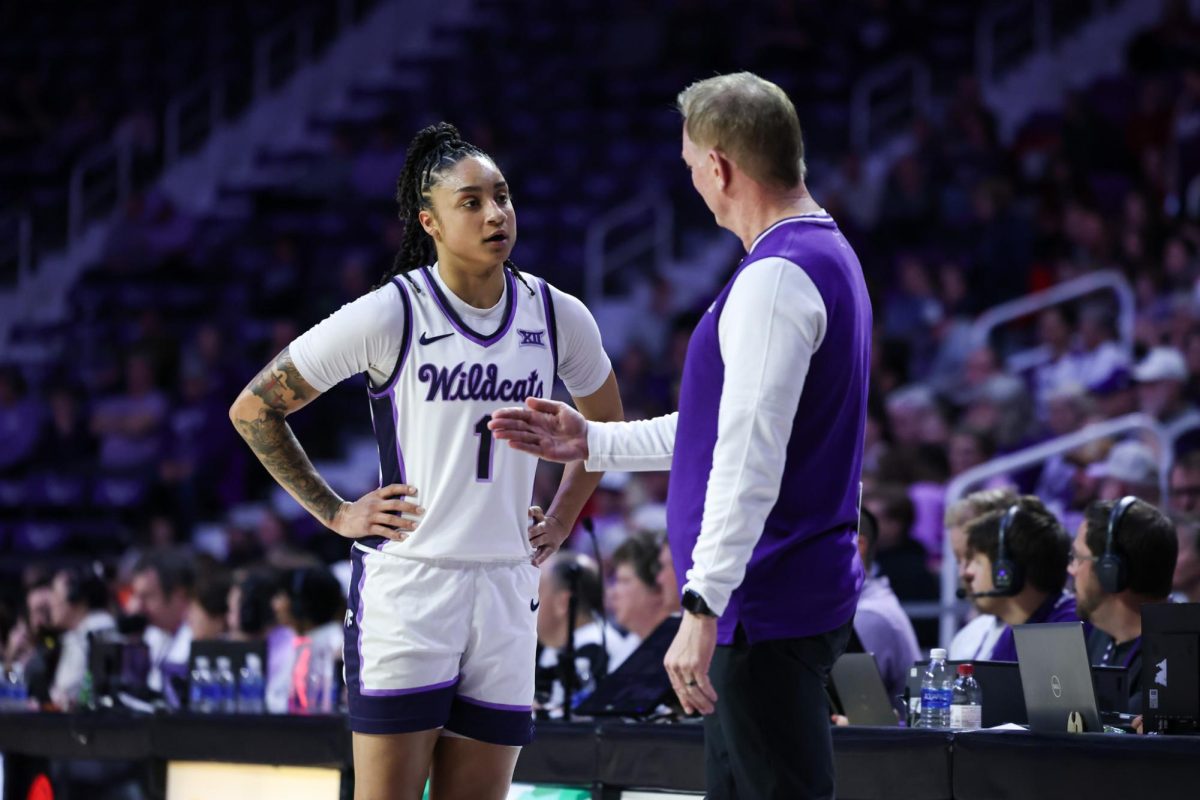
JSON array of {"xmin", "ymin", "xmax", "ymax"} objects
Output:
[
  {"xmin": 1097, "ymin": 495, "xmax": 1137, "ymax": 594},
  {"xmin": 991, "ymin": 504, "xmax": 1024, "ymax": 596}
]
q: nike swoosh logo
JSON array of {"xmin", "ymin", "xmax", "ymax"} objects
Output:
[
  {"xmin": 530, "ymin": 599, "xmax": 540, "ymax": 612},
  {"xmin": 419, "ymin": 332, "xmax": 454, "ymax": 345}
]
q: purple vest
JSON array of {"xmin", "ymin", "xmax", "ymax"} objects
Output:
[{"xmin": 667, "ymin": 215, "xmax": 872, "ymax": 645}]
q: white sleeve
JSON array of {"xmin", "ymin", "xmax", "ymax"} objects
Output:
[
  {"xmin": 584, "ymin": 413, "xmax": 678, "ymax": 472},
  {"xmin": 289, "ymin": 283, "xmax": 408, "ymax": 392},
  {"xmin": 682, "ymin": 257, "xmax": 827, "ymax": 615},
  {"xmin": 548, "ymin": 284, "xmax": 612, "ymax": 398}
]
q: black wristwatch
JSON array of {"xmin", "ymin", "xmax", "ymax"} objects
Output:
[{"xmin": 681, "ymin": 588, "xmax": 717, "ymax": 617}]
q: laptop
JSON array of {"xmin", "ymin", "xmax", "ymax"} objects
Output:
[
  {"xmin": 1013, "ymin": 622, "xmax": 1103, "ymax": 733},
  {"xmin": 830, "ymin": 653, "xmax": 900, "ymax": 726},
  {"xmin": 574, "ymin": 615, "xmax": 680, "ymax": 718}
]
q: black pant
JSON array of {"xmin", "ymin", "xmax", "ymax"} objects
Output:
[{"xmin": 704, "ymin": 621, "xmax": 852, "ymax": 800}]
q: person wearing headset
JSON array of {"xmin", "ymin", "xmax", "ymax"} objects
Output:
[
  {"xmin": 1069, "ymin": 496, "xmax": 1177, "ymax": 713},
  {"xmin": 959, "ymin": 495, "xmax": 1076, "ymax": 661}
]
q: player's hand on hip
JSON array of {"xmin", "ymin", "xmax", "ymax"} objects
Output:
[
  {"xmin": 488, "ymin": 397, "xmax": 589, "ymax": 462},
  {"xmin": 528, "ymin": 505, "xmax": 570, "ymax": 566},
  {"xmin": 331, "ymin": 483, "xmax": 423, "ymax": 542},
  {"xmin": 664, "ymin": 611, "xmax": 719, "ymax": 715}
]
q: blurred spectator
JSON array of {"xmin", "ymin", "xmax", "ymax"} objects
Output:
[
  {"xmin": 1169, "ymin": 451, "xmax": 1200, "ymax": 514},
  {"xmin": 948, "ymin": 427, "xmax": 995, "ymax": 479},
  {"xmin": 351, "ymin": 121, "xmax": 407, "ymax": 199},
  {"xmin": 1032, "ymin": 306, "xmax": 1080, "ymax": 411},
  {"xmin": 826, "ymin": 151, "xmax": 881, "ymax": 231},
  {"xmin": 1087, "ymin": 440, "xmax": 1162, "ymax": 505},
  {"xmin": 0, "ymin": 367, "xmax": 41, "ymax": 475},
  {"xmin": 962, "ymin": 496, "xmax": 1075, "ymax": 661},
  {"xmin": 606, "ymin": 533, "xmax": 670, "ymax": 669},
  {"xmin": 187, "ymin": 572, "xmax": 231, "ymax": 643},
  {"xmin": 48, "ymin": 564, "xmax": 114, "ymax": 710},
  {"xmin": 535, "ymin": 553, "xmax": 627, "ymax": 716},
  {"xmin": 277, "ymin": 566, "xmax": 344, "ymax": 658},
  {"xmin": 279, "ymin": 567, "xmax": 345, "ymax": 713},
  {"xmin": 38, "ymin": 383, "xmax": 98, "ymax": 471},
  {"xmin": 1171, "ymin": 513, "xmax": 1200, "ymax": 603},
  {"xmin": 852, "ymin": 508, "xmax": 920, "ymax": 713},
  {"xmin": 962, "ymin": 375, "xmax": 1036, "ymax": 452},
  {"xmin": 1036, "ymin": 384, "xmax": 1094, "ymax": 514},
  {"xmin": 577, "ymin": 472, "xmax": 632, "ymax": 559},
  {"xmin": 657, "ymin": 537, "xmax": 681, "ymax": 614},
  {"xmin": 884, "ymin": 384, "xmax": 941, "ymax": 449},
  {"xmin": 1072, "ymin": 498, "xmax": 1177, "ymax": 712},
  {"xmin": 91, "ymin": 351, "xmax": 168, "ymax": 473},
  {"xmin": 5, "ymin": 576, "xmax": 60, "ymax": 705},
  {"xmin": 128, "ymin": 551, "xmax": 194, "ymax": 695},
  {"xmin": 228, "ymin": 569, "xmax": 294, "ymax": 714},
  {"xmin": 945, "ymin": 490, "xmax": 1016, "ymax": 661},
  {"xmin": 865, "ymin": 485, "xmax": 938, "ymax": 606},
  {"xmin": 883, "ymin": 256, "xmax": 942, "ymax": 373},
  {"xmin": 1133, "ymin": 347, "xmax": 1200, "ymax": 438}
]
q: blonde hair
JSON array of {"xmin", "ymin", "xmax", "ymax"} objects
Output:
[
  {"xmin": 676, "ymin": 72, "xmax": 806, "ymax": 189},
  {"xmin": 944, "ymin": 488, "xmax": 1018, "ymax": 529}
]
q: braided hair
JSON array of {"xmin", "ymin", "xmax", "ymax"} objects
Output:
[{"xmin": 375, "ymin": 121, "xmax": 534, "ymax": 296}]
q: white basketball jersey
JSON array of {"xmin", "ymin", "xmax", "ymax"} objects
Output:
[{"xmin": 364, "ymin": 266, "xmax": 558, "ymax": 562}]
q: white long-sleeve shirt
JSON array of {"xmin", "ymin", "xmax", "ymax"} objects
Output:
[{"xmin": 585, "ymin": 250, "xmax": 827, "ymax": 615}]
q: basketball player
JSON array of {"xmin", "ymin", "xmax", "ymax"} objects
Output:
[
  {"xmin": 490, "ymin": 72, "xmax": 870, "ymax": 799},
  {"xmin": 230, "ymin": 123, "xmax": 622, "ymax": 800}
]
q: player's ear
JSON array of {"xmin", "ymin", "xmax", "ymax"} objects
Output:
[{"xmin": 418, "ymin": 209, "xmax": 440, "ymax": 240}]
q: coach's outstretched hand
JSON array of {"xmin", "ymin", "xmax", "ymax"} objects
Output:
[
  {"xmin": 489, "ymin": 397, "xmax": 589, "ymax": 462},
  {"xmin": 331, "ymin": 483, "xmax": 423, "ymax": 542}
]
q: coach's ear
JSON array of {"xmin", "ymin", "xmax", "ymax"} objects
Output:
[{"xmin": 710, "ymin": 148, "xmax": 734, "ymax": 192}]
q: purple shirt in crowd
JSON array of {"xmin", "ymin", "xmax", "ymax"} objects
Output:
[
  {"xmin": 987, "ymin": 592, "xmax": 1079, "ymax": 662},
  {"xmin": 854, "ymin": 572, "xmax": 922, "ymax": 706}
]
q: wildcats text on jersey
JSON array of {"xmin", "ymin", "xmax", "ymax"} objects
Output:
[{"xmin": 417, "ymin": 362, "xmax": 544, "ymax": 403}]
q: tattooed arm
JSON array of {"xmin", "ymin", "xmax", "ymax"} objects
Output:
[{"xmin": 229, "ymin": 347, "xmax": 420, "ymax": 541}]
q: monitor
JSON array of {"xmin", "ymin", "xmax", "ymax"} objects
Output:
[{"xmin": 1142, "ymin": 602, "xmax": 1200, "ymax": 735}]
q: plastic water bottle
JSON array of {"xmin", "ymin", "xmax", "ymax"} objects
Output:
[
  {"xmin": 9, "ymin": 664, "xmax": 28, "ymax": 711},
  {"xmin": 950, "ymin": 664, "xmax": 983, "ymax": 730},
  {"xmin": 917, "ymin": 648, "xmax": 953, "ymax": 729},
  {"xmin": 304, "ymin": 643, "xmax": 332, "ymax": 714},
  {"xmin": 190, "ymin": 656, "xmax": 213, "ymax": 714},
  {"xmin": 238, "ymin": 654, "xmax": 266, "ymax": 714},
  {"xmin": 214, "ymin": 657, "xmax": 237, "ymax": 714},
  {"xmin": 0, "ymin": 667, "xmax": 12, "ymax": 711}
]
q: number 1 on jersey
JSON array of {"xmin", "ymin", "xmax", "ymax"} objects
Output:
[{"xmin": 473, "ymin": 414, "xmax": 494, "ymax": 482}]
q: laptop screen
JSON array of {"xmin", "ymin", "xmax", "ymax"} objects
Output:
[{"xmin": 1013, "ymin": 622, "xmax": 1103, "ymax": 733}]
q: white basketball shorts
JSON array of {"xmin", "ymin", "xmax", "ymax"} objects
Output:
[{"xmin": 343, "ymin": 543, "xmax": 540, "ymax": 745}]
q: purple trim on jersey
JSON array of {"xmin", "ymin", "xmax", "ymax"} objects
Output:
[
  {"xmin": 362, "ymin": 391, "xmax": 409, "ymax": 551},
  {"xmin": 368, "ymin": 278, "xmax": 414, "ymax": 399},
  {"xmin": 537, "ymin": 279, "xmax": 559, "ymax": 377},
  {"xmin": 457, "ymin": 694, "xmax": 532, "ymax": 713},
  {"xmin": 361, "ymin": 675, "xmax": 460, "ymax": 698},
  {"xmin": 420, "ymin": 266, "xmax": 518, "ymax": 348},
  {"xmin": 349, "ymin": 682, "xmax": 458, "ymax": 735},
  {"xmin": 446, "ymin": 694, "xmax": 535, "ymax": 746},
  {"xmin": 390, "ymin": 391, "xmax": 408, "ymax": 486}
]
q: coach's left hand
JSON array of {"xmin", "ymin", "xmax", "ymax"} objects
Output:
[{"xmin": 665, "ymin": 611, "xmax": 719, "ymax": 715}]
